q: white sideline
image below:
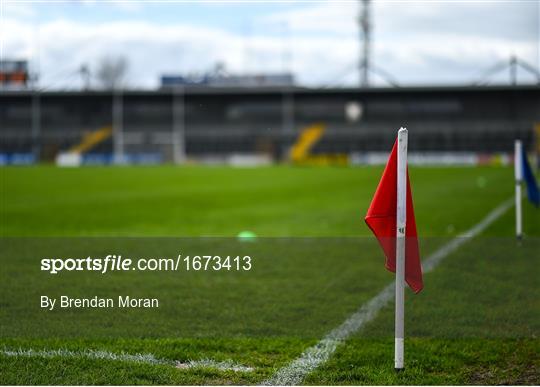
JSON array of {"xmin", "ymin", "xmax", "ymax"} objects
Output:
[
  {"xmin": 0, "ymin": 348, "xmax": 253, "ymax": 372},
  {"xmin": 263, "ymin": 197, "xmax": 514, "ymax": 386}
]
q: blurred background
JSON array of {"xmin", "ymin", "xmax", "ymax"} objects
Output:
[{"xmin": 1, "ymin": 0, "xmax": 539, "ymax": 167}]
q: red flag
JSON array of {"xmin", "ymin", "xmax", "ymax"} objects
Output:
[{"xmin": 365, "ymin": 140, "xmax": 423, "ymax": 293}]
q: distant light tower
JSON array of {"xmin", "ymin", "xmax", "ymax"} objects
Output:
[
  {"xmin": 79, "ymin": 64, "xmax": 91, "ymax": 90},
  {"xmin": 359, "ymin": 0, "xmax": 371, "ymax": 88}
]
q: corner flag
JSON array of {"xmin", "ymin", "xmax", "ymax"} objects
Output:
[
  {"xmin": 365, "ymin": 133, "xmax": 423, "ymax": 293},
  {"xmin": 521, "ymin": 148, "xmax": 539, "ymax": 207}
]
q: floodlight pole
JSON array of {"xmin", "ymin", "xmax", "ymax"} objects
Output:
[
  {"xmin": 395, "ymin": 127, "xmax": 407, "ymax": 371},
  {"xmin": 510, "ymin": 55, "xmax": 517, "ymax": 86},
  {"xmin": 359, "ymin": 0, "xmax": 371, "ymax": 87},
  {"xmin": 514, "ymin": 140, "xmax": 523, "ymax": 239}
]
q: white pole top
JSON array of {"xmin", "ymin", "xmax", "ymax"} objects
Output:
[
  {"xmin": 397, "ymin": 128, "xmax": 408, "ymax": 230},
  {"xmin": 515, "ymin": 140, "xmax": 522, "ymax": 181}
]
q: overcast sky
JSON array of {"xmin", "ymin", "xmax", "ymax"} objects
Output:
[{"xmin": 1, "ymin": 0, "xmax": 539, "ymax": 89}]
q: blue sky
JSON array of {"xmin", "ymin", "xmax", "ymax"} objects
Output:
[
  {"xmin": 2, "ymin": 1, "xmax": 539, "ymax": 89},
  {"xmin": 30, "ymin": 2, "xmax": 301, "ymax": 33}
]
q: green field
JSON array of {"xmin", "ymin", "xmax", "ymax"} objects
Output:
[{"xmin": 0, "ymin": 166, "xmax": 538, "ymax": 385}]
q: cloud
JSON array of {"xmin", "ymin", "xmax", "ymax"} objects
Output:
[
  {"xmin": 262, "ymin": 0, "xmax": 539, "ymax": 85},
  {"xmin": 2, "ymin": 17, "xmax": 248, "ymax": 88},
  {"xmin": 1, "ymin": 1, "xmax": 538, "ymax": 89},
  {"xmin": 1, "ymin": 2, "xmax": 36, "ymax": 19},
  {"xmin": 262, "ymin": 2, "xmax": 357, "ymax": 37},
  {"xmin": 264, "ymin": 1, "xmax": 538, "ymax": 42}
]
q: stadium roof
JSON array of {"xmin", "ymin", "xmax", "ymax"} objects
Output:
[{"xmin": 1, "ymin": 84, "xmax": 539, "ymax": 97}]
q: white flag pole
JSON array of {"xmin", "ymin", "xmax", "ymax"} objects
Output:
[
  {"xmin": 514, "ymin": 140, "xmax": 523, "ymax": 240},
  {"xmin": 395, "ymin": 127, "xmax": 407, "ymax": 371}
]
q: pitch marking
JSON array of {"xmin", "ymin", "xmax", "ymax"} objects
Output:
[
  {"xmin": 0, "ymin": 348, "xmax": 253, "ymax": 372},
  {"xmin": 263, "ymin": 198, "xmax": 514, "ymax": 385}
]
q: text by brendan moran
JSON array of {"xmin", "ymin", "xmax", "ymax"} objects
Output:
[{"xmin": 40, "ymin": 295, "xmax": 159, "ymax": 310}]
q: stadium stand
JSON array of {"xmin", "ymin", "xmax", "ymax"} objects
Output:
[{"xmin": 0, "ymin": 85, "xmax": 539, "ymax": 164}]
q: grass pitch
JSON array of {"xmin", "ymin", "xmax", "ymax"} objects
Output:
[
  {"xmin": 0, "ymin": 165, "xmax": 538, "ymax": 385},
  {"xmin": 0, "ymin": 165, "xmax": 524, "ymax": 237}
]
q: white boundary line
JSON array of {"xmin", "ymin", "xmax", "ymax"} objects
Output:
[
  {"xmin": 263, "ymin": 197, "xmax": 514, "ymax": 385},
  {"xmin": 0, "ymin": 348, "xmax": 253, "ymax": 372},
  {"xmin": 0, "ymin": 198, "xmax": 514, "ymax": 382}
]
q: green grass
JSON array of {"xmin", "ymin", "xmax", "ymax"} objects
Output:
[
  {"xmin": 307, "ymin": 223, "xmax": 540, "ymax": 385},
  {"xmin": 0, "ymin": 165, "xmax": 538, "ymax": 385},
  {"xmin": 0, "ymin": 165, "xmax": 518, "ymax": 237},
  {"xmin": 0, "ymin": 337, "xmax": 311, "ymax": 385},
  {"xmin": 304, "ymin": 339, "xmax": 539, "ymax": 385}
]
